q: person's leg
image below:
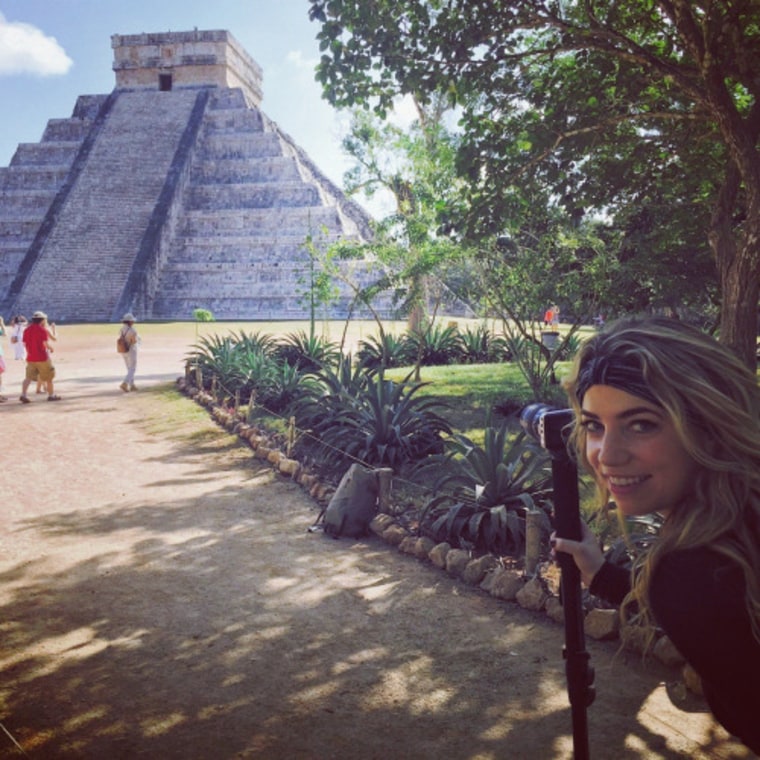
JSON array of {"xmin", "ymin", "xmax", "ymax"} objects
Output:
[
  {"xmin": 120, "ymin": 353, "xmax": 130, "ymax": 391},
  {"xmin": 20, "ymin": 364, "xmax": 34, "ymax": 401},
  {"xmin": 42, "ymin": 362, "xmax": 59, "ymax": 400},
  {"xmin": 125, "ymin": 351, "xmax": 138, "ymax": 390}
]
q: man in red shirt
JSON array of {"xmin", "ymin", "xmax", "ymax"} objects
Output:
[{"xmin": 20, "ymin": 310, "xmax": 60, "ymax": 403}]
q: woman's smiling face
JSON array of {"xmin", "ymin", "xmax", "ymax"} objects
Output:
[{"xmin": 581, "ymin": 384, "xmax": 698, "ymax": 517}]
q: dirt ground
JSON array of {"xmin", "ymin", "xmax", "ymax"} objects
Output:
[{"xmin": 0, "ymin": 325, "xmax": 753, "ymax": 759}]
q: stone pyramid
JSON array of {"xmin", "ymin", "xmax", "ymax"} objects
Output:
[{"xmin": 0, "ymin": 30, "xmax": 384, "ymax": 322}]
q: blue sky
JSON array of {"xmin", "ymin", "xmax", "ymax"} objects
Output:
[{"xmin": 0, "ymin": 1, "xmax": 368, "ymax": 207}]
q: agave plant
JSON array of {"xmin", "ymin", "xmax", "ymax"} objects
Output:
[
  {"xmin": 418, "ymin": 420, "xmax": 553, "ymax": 555},
  {"xmin": 186, "ymin": 335, "xmax": 243, "ymax": 393},
  {"xmin": 293, "ymin": 367, "xmax": 452, "ymax": 472},
  {"xmin": 288, "ymin": 354, "xmax": 369, "ymax": 438},
  {"xmin": 356, "ymin": 332, "xmax": 413, "ymax": 372},
  {"xmin": 404, "ymin": 323, "xmax": 464, "ymax": 366},
  {"xmin": 236, "ymin": 350, "xmax": 320, "ymax": 414},
  {"xmin": 459, "ymin": 324, "xmax": 510, "ymax": 364},
  {"xmin": 274, "ymin": 331, "xmax": 341, "ymax": 372}
]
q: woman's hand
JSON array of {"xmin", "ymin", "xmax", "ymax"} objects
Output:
[{"xmin": 551, "ymin": 521, "xmax": 606, "ymax": 587}]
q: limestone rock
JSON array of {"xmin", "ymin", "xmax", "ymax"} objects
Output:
[
  {"xmin": 382, "ymin": 524, "xmax": 408, "ymax": 547},
  {"xmin": 429, "ymin": 542, "xmax": 451, "ymax": 569},
  {"xmin": 584, "ymin": 608, "xmax": 620, "ymax": 641},
  {"xmin": 489, "ymin": 568, "xmax": 525, "ymax": 601},
  {"xmin": 278, "ymin": 457, "xmax": 300, "ymax": 478},
  {"xmin": 445, "ymin": 549, "xmax": 471, "ymax": 578},
  {"xmin": 398, "ymin": 536, "xmax": 418, "ymax": 555},
  {"xmin": 413, "ymin": 537, "xmax": 436, "ymax": 560},
  {"xmin": 516, "ymin": 577, "xmax": 549, "ymax": 611},
  {"xmin": 462, "ymin": 555, "xmax": 499, "ymax": 586},
  {"xmin": 370, "ymin": 514, "xmax": 395, "ymax": 536}
]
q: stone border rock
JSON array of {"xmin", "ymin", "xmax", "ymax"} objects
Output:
[{"xmin": 177, "ymin": 376, "xmax": 701, "ymax": 697}]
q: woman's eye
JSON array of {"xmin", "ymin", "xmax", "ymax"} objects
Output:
[
  {"xmin": 630, "ymin": 418, "xmax": 659, "ymax": 433},
  {"xmin": 581, "ymin": 419, "xmax": 603, "ymax": 434}
]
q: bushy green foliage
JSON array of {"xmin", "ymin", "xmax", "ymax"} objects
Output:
[
  {"xmin": 292, "ymin": 366, "xmax": 452, "ymax": 472},
  {"xmin": 459, "ymin": 324, "xmax": 510, "ymax": 364},
  {"xmin": 192, "ymin": 308, "xmax": 215, "ymax": 322},
  {"xmin": 186, "ymin": 332, "xmax": 320, "ymax": 414},
  {"xmin": 418, "ymin": 421, "xmax": 553, "ymax": 554},
  {"xmin": 356, "ymin": 332, "xmax": 414, "ymax": 371},
  {"xmin": 405, "ymin": 322, "xmax": 464, "ymax": 366},
  {"xmin": 274, "ymin": 331, "xmax": 341, "ymax": 372}
]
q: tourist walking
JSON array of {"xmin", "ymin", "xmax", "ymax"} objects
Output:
[
  {"xmin": 20, "ymin": 310, "xmax": 60, "ymax": 403},
  {"xmin": 36, "ymin": 317, "xmax": 56, "ymax": 394},
  {"xmin": 553, "ymin": 315, "xmax": 760, "ymax": 754},
  {"xmin": 10, "ymin": 315, "xmax": 27, "ymax": 360},
  {"xmin": 118, "ymin": 313, "xmax": 139, "ymax": 392}
]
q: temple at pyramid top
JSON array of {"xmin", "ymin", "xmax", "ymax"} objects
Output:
[{"xmin": 111, "ymin": 30, "xmax": 264, "ymax": 107}]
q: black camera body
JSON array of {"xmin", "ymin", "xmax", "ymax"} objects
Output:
[{"xmin": 520, "ymin": 403, "xmax": 574, "ymax": 454}]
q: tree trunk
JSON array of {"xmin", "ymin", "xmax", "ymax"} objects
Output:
[
  {"xmin": 718, "ymin": 241, "xmax": 759, "ymax": 369},
  {"xmin": 709, "ymin": 158, "xmax": 760, "ymax": 369}
]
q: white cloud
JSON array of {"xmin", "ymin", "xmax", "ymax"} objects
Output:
[{"xmin": 0, "ymin": 13, "xmax": 73, "ymax": 76}]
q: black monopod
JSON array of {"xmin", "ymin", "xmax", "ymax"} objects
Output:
[{"xmin": 521, "ymin": 404, "xmax": 596, "ymax": 760}]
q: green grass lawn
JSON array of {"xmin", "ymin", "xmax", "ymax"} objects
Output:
[{"xmin": 386, "ymin": 361, "xmax": 573, "ymax": 443}]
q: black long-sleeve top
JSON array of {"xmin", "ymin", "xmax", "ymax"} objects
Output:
[{"xmin": 590, "ymin": 548, "xmax": 760, "ymax": 754}]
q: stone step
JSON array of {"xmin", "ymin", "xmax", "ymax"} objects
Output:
[
  {"xmin": 185, "ymin": 182, "xmax": 321, "ymax": 210},
  {"xmin": 0, "ymin": 220, "xmax": 41, "ymax": 237},
  {"xmin": 41, "ymin": 118, "xmax": 92, "ymax": 142},
  {"xmin": 0, "ymin": 191, "xmax": 61, "ymax": 216},
  {"xmin": 199, "ymin": 132, "xmax": 283, "ymax": 159},
  {"xmin": 204, "ymin": 108, "xmax": 265, "ymax": 133},
  {"xmin": 10, "ymin": 142, "xmax": 81, "ymax": 167},
  {"xmin": 179, "ymin": 206, "xmax": 342, "ymax": 236},
  {"xmin": 189, "ymin": 156, "xmax": 300, "ymax": 184},
  {"xmin": 0, "ymin": 166, "xmax": 70, "ymax": 190}
]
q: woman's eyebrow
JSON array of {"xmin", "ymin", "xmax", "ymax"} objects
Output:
[{"xmin": 581, "ymin": 406, "xmax": 662, "ymax": 420}]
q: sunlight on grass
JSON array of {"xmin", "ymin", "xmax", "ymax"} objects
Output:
[{"xmin": 139, "ymin": 385, "xmax": 223, "ymax": 440}]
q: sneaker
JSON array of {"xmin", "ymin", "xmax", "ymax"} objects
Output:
[
  {"xmin": 0, "ymin": 396, "xmax": 7, "ymax": 403},
  {"xmin": 47, "ymin": 395, "xmax": 62, "ymax": 401},
  {"xmin": 19, "ymin": 396, "xmax": 30, "ymax": 404},
  {"xmin": 129, "ymin": 384, "xmax": 138, "ymax": 392},
  {"xmin": 120, "ymin": 382, "xmax": 129, "ymax": 392}
]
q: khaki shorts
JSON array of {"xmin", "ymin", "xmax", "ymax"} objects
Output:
[{"xmin": 25, "ymin": 360, "xmax": 55, "ymax": 383}]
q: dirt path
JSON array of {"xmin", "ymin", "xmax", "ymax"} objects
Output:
[{"xmin": 0, "ymin": 326, "xmax": 751, "ymax": 759}]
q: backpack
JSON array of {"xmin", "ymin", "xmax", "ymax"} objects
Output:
[
  {"xmin": 317, "ymin": 463, "xmax": 379, "ymax": 538},
  {"xmin": 117, "ymin": 330, "xmax": 130, "ymax": 353}
]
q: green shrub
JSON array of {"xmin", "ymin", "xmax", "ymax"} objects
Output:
[
  {"xmin": 292, "ymin": 367, "xmax": 452, "ymax": 472},
  {"xmin": 356, "ymin": 333, "xmax": 414, "ymax": 372},
  {"xmin": 192, "ymin": 308, "xmax": 215, "ymax": 322},
  {"xmin": 459, "ymin": 324, "xmax": 511, "ymax": 364},
  {"xmin": 404, "ymin": 323, "xmax": 464, "ymax": 366},
  {"xmin": 418, "ymin": 421, "xmax": 552, "ymax": 554},
  {"xmin": 274, "ymin": 331, "xmax": 341, "ymax": 372}
]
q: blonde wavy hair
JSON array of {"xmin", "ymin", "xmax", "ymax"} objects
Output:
[{"xmin": 564, "ymin": 316, "xmax": 760, "ymax": 642}]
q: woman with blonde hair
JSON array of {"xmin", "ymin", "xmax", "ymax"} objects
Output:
[{"xmin": 553, "ymin": 315, "xmax": 760, "ymax": 753}]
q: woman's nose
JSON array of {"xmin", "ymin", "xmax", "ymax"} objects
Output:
[{"xmin": 597, "ymin": 430, "xmax": 630, "ymax": 466}]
